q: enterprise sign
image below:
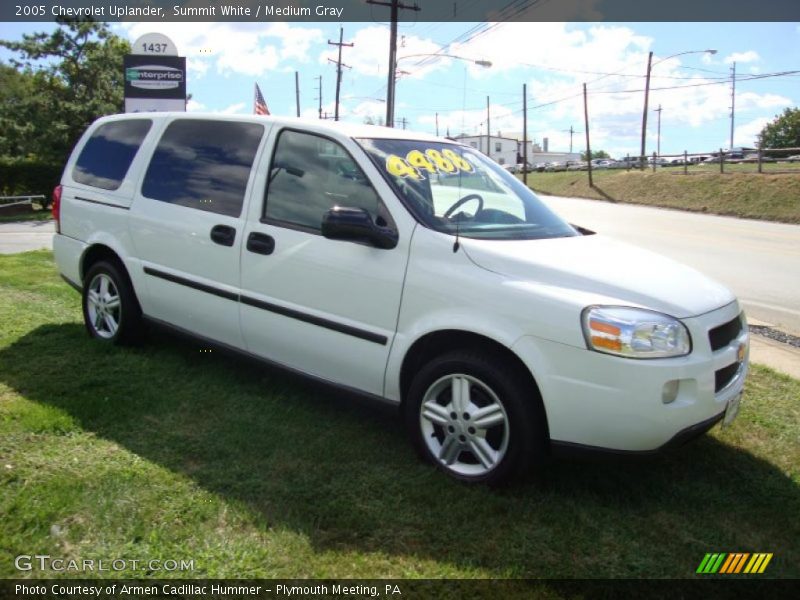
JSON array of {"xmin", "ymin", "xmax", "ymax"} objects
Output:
[
  {"xmin": 123, "ymin": 53, "xmax": 186, "ymax": 113},
  {"xmin": 126, "ymin": 65, "xmax": 184, "ymax": 90}
]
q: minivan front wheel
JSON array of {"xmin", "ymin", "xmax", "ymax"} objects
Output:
[
  {"xmin": 406, "ymin": 351, "xmax": 543, "ymax": 485},
  {"xmin": 82, "ymin": 261, "xmax": 142, "ymax": 345}
]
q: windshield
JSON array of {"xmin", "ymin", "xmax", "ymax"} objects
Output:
[{"xmin": 358, "ymin": 138, "xmax": 577, "ymax": 240}]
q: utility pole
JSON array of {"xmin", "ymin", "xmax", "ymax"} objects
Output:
[
  {"xmin": 486, "ymin": 96, "xmax": 491, "ymax": 159},
  {"xmin": 435, "ymin": 112, "xmax": 439, "ymax": 136},
  {"xmin": 328, "ymin": 27, "xmax": 353, "ymax": 122},
  {"xmin": 523, "ymin": 83, "xmax": 528, "ymax": 186},
  {"xmin": 640, "ymin": 50, "xmax": 653, "ymax": 170},
  {"xmin": 399, "ymin": 117, "xmax": 408, "ymax": 130},
  {"xmin": 315, "ymin": 75, "xmax": 322, "ymax": 119},
  {"xmin": 561, "ymin": 126, "xmax": 582, "ymax": 154},
  {"xmin": 366, "ymin": 0, "xmax": 420, "ymax": 128},
  {"xmin": 583, "ymin": 83, "xmax": 593, "ymax": 187},
  {"xmin": 654, "ymin": 104, "xmax": 662, "ymax": 157},
  {"xmin": 295, "ymin": 71, "xmax": 300, "ymax": 117},
  {"xmin": 730, "ymin": 61, "xmax": 736, "ymax": 150}
]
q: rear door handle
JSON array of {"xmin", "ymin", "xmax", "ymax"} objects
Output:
[
  {"xmin": 247, "ymin": 232, "xmax": 275, "ymax": 255},
  {"xmin": 210, "ymin": 225, "xmax": 236, "ymax": 247}
]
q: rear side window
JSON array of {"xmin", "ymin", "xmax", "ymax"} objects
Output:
[
  {"xmin": 72, "ymin": 120, "xmax": 152, "ymax": 190},
  {"xmin": 141, "ymin": 119, "xmax": 264, "ymax": 218}
]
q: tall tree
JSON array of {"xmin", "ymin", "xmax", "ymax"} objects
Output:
[
  {"xmin": 0, "ymin": 18, "xmax": 129, "ymax": 163},
  {"xmin": 759, "ymin": 108, "xmax": 800, "ymax": 155}
]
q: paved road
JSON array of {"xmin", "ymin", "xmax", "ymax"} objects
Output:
[
  {"xmin": 0, "ymin": 220, "xmax": 55, "ymax": 254},
  {"xmin": 541, "ymin": 195, "xmax": 800, "ymax": 336}
]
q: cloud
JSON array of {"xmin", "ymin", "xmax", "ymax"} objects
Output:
[
  {"xmin": 117, "ymin": 22, "xmax": 323, "ymax": 79},
  {"xmin": 220, "ymin": 102, "xmax": 246, "ymax": 115},
  {"xmin": 186, "ymin": 99, "xmax": 206, "ymax": 112},
  {"xmin": 400, "ymin": 22, "xmax": 789, "ymax": 156},
  {"xmin": 318, "ymin": 26, "xmax": 446, "ymax": 80},
  {"xmin": 731, "ymin": 117, "xmax": 770, "ymax": 148},
  {"xmin": 737, "ymin": 92, "xmax": 792, "ymax": 111},
  {"xmin": 724, "ymin": 51, "xmax": 760, "ymax": 64}
]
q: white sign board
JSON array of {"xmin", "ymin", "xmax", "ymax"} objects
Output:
[
  {"xmin": 132, "ymin": 33, "xmax": 178, "ymax": 56},
  {"xmin": 125, "ymin": 33, "xmax": 185, "ymax": 113}
]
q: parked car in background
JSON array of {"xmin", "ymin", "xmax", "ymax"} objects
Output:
[
  {"xmin": 615, "ymin": 156, "xmax": 643, "ymax": 169},
  {"xmin": 591, "ymin": 159, "xmax": 615, "ymax": 169},
  {"xmin": 741, "ymin": 154, "xmax": 775, "ymax": 163},
  {"xmin": 782, "ymin": 155, "xmax": 800, "ymax": 163}
]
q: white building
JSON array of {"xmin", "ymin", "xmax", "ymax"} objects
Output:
[
  {"xmin": 453, "ymin": 135, "xmax": 519, "ymax": 167},
  {"xmin": 453, "ymin": 134, "xmax": 580, "ymax": 167}
]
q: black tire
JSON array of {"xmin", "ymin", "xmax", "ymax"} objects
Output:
[
  {"xmin": 82, "ymin": 260, "xmax": 143, "ymax": 345},
  {"xmin": 405, "ymin": 350, "xmax": 546, "ymax": 486}
]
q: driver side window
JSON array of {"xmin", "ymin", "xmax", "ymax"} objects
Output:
[{"xmin": 264, "ymin": 130, "xmax": 390, "ymax": 232}]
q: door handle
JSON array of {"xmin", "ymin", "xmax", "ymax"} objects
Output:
[
  {"xmin": 247, "ymin": 232, "xmax": 275, "ymax": 255},
  {"xmin": 210, "ymin": 225, "xmax": 236, "ymax": 247}
]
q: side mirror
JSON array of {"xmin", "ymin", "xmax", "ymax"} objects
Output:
[
  {"xmin": 321, "ymin": 206, "xmax": 398, "ymax": 249},
  {"xmin": 570, "ymin": 223, "xmax": 596, "ymax": 236}
]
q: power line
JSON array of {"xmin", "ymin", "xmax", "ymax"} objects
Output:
[{"xmin": 411, "ymin": 1, "xmax": 550, "ymax": 70}]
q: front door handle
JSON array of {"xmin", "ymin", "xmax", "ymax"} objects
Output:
[
  {"xmin": 210, "ymin": 225, "xmax": 236, "ymax": 247},
  {"xmin": 247, "ymin": 232, "xmax": 275, "ymax": 255}
]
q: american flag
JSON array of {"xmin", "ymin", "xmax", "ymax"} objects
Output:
[{"xmin": 254, "ymin": 83, "xmax": 270, "ymax": 116}]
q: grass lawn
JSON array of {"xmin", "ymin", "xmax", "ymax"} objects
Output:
[
  {"xmin": 1, "ymin": 251, "xmax": 798, "ymax": 581},
  {"xmin": 523, "ymin": 167, "xmax": 800, "ymax": 224}
]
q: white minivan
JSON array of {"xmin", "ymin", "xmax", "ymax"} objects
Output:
[{"xmin": 53, "ymin": 113, "xmax": 749, "ymax": 485}]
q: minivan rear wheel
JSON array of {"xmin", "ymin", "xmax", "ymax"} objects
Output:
[
  {"xmin": 406, "ymin": 350, "xmax": 543, "ymax": 485},
  {"xmin": 82, "ymin": 261, "xmax": 142, "ymax": 345}
]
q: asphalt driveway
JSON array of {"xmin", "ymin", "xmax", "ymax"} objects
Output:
[{"xmin": 0, "ymin": 220, "xmax": 55, "ymax": 254}]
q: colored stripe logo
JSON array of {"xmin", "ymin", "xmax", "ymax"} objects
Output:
[{"xmin": 697, "ymin": 553, "xmax": 772, "ymax": 574}]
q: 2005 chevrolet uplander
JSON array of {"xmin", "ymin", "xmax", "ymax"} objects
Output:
[{"xmin": 53, "ymin": 113, "xmax": 749, "ymax": 484}]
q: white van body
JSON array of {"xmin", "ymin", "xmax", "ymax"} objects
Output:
[{"xmin": 53, "ymin": 113, "xmax": 749, "ymax": 484}]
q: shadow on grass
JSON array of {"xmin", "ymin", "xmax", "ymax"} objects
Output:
[
  {"xmin": 589, "ymin": 184, "xmax": 617, "ymax": 203},
  {"xmin": 1, "ymin": 323, "xmax": 798, "ymax": 578}
]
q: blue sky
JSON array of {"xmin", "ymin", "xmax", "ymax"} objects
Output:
[{"xmin": 1, "ymin": 20, "xmax": 798, "ymax": 157}]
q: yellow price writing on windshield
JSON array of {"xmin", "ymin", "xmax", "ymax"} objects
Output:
[{"xmin": 385, "ymin": 148, "xmax": 474, "ymax": 180}]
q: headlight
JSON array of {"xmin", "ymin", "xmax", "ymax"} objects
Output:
[{"xmin": 581, "ymin": 306, "xmax": 691, "ymax": 359}]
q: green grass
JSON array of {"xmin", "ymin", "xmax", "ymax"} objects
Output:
[
  {"xmin": 1, "ymin": 251, "xmax": 798, "ymax": 581},
  {"xmin": 523, "ymin": 168, "xmax": 800, "ymax": 223}
]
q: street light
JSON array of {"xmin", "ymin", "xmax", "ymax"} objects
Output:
[
  {"xmin": 640, "ymin": 49, "xmax": 716, "ymax": 168},
  {"xmin": 386, "ymin": 53, "xmax": 492, "ymax": 128}
]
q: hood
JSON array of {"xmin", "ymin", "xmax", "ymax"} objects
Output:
[{"xmin": 462, "ymin": 234, "xmax": 734, "ymax": 318}]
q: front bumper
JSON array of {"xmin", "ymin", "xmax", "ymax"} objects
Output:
[
  {"xmin": 512, "ymin": 301, "xmax": 748, "ymax": 452},
  {"xmin": 550, "ymin": 409, "xmax": 725, "ymax": 458}
]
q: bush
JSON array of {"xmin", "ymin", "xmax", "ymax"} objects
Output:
[{"xmin": 0, "ymin": 158, "xmax": 63, "ymax": 201}]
